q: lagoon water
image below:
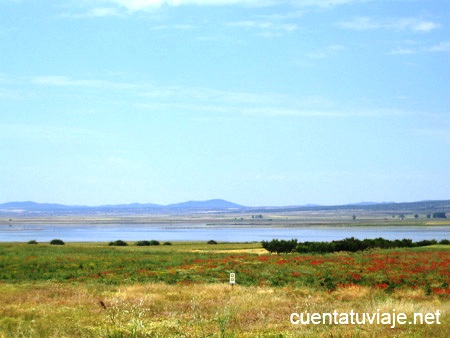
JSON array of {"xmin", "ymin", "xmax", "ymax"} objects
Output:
[{"xmin": 0, "ymin": 224, "xmax": 449, "ymax": 243}]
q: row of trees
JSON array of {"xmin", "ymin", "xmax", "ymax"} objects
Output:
[
  {"xmin": 108, "ymin": 239, "xmax": 219, "ymax": 246},
  {"xmin": 261, "ymin": 237, "xmax": 450, "ymax": 254},
  {"xmin": 108, "ymin": 240, "xmax": 171, "ymax": 246},
  {"xmin": 352, "ymin": 213, "xmax": 447, "ymax": 220},
  {"xmin": 429, "ymin": 212, "xmax": 447, "ymax": 219}
]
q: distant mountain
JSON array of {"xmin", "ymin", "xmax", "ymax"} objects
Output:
[
  {"xmin": 0, "ymin": 201, "xmax": 72, "ymax": 210},
  {"xmin": 98, "ymin": 203, "xmax": 163, "ymax": 210},
  {"xmin": 241, "ymin": 199, "xmax": 450, "ymax": 214},
  {"xmin": 1, "ymin": 199, "xmax": 450, "ymax": 216},
  {"xmin": 347, "ymin": 202, "xmax": 389, "ymax": 206},
  {"xmin": 0, "ymin": 199, "xmax": 245, "ymax": 215},
  {"xmin": 166, "ymin": 199, "xmax": 243, "ymax": 210}
]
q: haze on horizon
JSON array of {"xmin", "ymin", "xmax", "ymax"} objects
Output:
[{"xmin": 1, "ymin": 0, "xmax": 449, "ymax": 207}]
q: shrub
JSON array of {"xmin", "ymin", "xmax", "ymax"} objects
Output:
[
  {"xmin": 207, "ymin": 240, "xmax": 218, "ymax": 245},
  {"xmin": 439, "ymin": 239, "xmax": 450, "ymax": 245},
  {"xmin": 416, "ymin": 239, "xmax": 437, "ymax": 246},
  {"xmin": 395, "ymin": 238, "xmax": 414, "ymax": 248},
  {"xmin": 27, "ymin": 240, "xmax": 38, "ymax": 245},
  {"xmin": 163, "ymin": 242, "xmax": 172, "ymax": 245},
  {"xmin": 50, "ymin": 239, "xmax": 65, "ymax": 245},
  {"xmin": 109, "ymin": 240, "xmax": 128, "ymax": 246},
  {"xmin": 261, "ymin": 237, "xmax": 442, "ymax": 254},
  {"xmin": 135, "ymin": 240, "xmax": 151, "ymax": 246},
  {"xmin": 149, "ymin": 240, "xmax": 160, "ymax": 246},
  {"xmin": 262, "ymin": 239, "xmax": 298, "ymax": 254}
]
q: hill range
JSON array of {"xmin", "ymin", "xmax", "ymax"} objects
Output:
[{"xmin": 0, "ymin": 199, "xmax": 449, "ymax": 217}]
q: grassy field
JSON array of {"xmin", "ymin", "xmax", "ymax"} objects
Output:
[{"xmin": 0, "ymin": 241, "xmax": 449, "ymax": 337}]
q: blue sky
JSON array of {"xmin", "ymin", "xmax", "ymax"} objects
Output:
[{"xmin": 1, "ymin": 0, "xmax": 449, "ymax": 206}]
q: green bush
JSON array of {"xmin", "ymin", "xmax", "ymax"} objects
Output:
[
  {"xmin": 207, "ymin": 240, "xmax": 217, "ymax": 245},
  {"xmin": 432, "ymin": 212, "xmax": 447, "ymax": 219},
  {"xmin": 262, "ymin": 237, "xmax": 444, "ymax": 254},
  {"xmin": 163, "ymin": 242, "xmax": 172, "ymax": 245},
  {"xmin": 416, "ymin": 239, "xmax": 437, "ymax": 246},
  {"xmin": 135, "ymin": 240, "xmax": 160, "ymax": 246},
  {"xmin": 50, "ymin": 239, "xmax": 65, "ymax": 245},
  {"xmin": 261, "ymin": 239, "xmax": 298, "ymax": 254},
  {"xmin": 135, "ymin": 240, "xmax": 151, "ymax": 246},
  {"xmin": 27, "ymin": 240, "xmax": 38, "ymax": 245},
  {"xmin": 108, "ymin": 240, "xmax": 128, "ymax": 246}
]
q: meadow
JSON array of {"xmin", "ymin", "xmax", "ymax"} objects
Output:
[{"xmin": 0, "ymin": 241, "xmax": 449, "ymax": 337}]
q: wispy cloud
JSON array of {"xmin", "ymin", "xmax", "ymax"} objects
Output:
[
  {"xmin": 227, "ymin": 19, "xmax": 298, "ymax": 36},
  {"xmin": 58, "ymin": 5, "xmax": 124, "ymax": 19},
  {"xmin": 71, "ymin": 0, "xmax": 368, "ymax": 16},
  {"xmin": 339, "ymin": 17, "xmax": 440, "ymax": 32},
  {"xmin": 226, "ymin": 5, "xmax": 302, "ymax": 37},
  {"xmin": 306, "ymin": 44, "xmax": 345, "ymax": 59},
  {"xmin": 105, "ymin": 0, "xmax": 269, "ymax": 12},
  {"xmin": 338, "ymin": 16, "xmax": 378, "ymax": 30},
  {"xmin": 59, "ymin": 0, "xmax": 266, "ymax": 18},
  {"xmin": 427, "ymin": 41, "xmax": 450, "ymax": 52},
  {"xmin": 241, "ymin": 106, "xmax": 404, "ymax": 118},
  {"xmin": 291, "ymin": 0, "xmax": 368, "ymax": 8},
  {"xmin": 85, "ymin": 7, "xmax": 122, "ymax": 17},
  {"xmin": 416, "ymin": 128, "xmax": 450, "ymax": 142},
  {"xmin": 258, "ymin": 10, "xmax": 304, "ymax": 21},
  {"xmin": 0, "ymin": 73, "xmax": 10, "ymax": 84},
  {"xmin": 387, "ymin": 47, "xmax": 416, "ymax": 55},
  {"xmin": 139, "ymin": 85, "xmax": 286, "ymax": 106},
  {"xmin": 0, "ymin": 121, "xmax": 110, "ymax": 146},
  {"xmin": 31, "ymin": 75, "xmax": 137, "ymax": 90},
  {"xmin": 107, "ymin": 0, "xmax": 365, "ymax": 11},
  {"xmin": 388, "ymin": 40, "xmax": 450, "ymax": 55},
  {"xmin": 410, "ymin": 20, "xmax": 440, "ymax": 32},
  {"xmin": 26, "ymin": 74, "xmax": 406, "ymax": 120},
  {"xmin": 153, "ymin": 24, "xmax": 194, "ymax": 30}
]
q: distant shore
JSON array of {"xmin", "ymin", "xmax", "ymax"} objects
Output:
[{"xmin": 2, "ymin": 214, "xmax": 450, "ymax": 227}]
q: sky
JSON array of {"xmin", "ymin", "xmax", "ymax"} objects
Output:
[{"xmin": 1, "ymin": 0, "xmax": 449, "ymax": 207}]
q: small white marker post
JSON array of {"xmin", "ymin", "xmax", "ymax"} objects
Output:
[{"xmin": 229, "ymin": 272, "xmax": 235, "ymax": 289}]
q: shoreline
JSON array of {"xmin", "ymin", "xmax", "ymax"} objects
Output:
[{"xmin": 2, "ymin": 215, "xmax": 450, "ymax": 226}]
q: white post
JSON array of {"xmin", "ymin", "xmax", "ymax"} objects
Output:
[{"xmin": 229, "ymin": 272, "xmax": 235, "ymax": 289}]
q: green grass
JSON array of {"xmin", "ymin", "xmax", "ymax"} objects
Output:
[
  {"xmin": 1, "ymin": 242, "xmax": 449, "ymax": 290},
  {"xmin": 0, "ymin": 242, "xmax": 449, "ymax": 337}
]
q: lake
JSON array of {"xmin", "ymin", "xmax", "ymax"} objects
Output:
[{"xmin": 0, "ymin": 224, "xmax": 449, "ymax": 243}]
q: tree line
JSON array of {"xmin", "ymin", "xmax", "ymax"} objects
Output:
[{"xmin": 261, "ymin": 237, "xmax": 450, "ymax": 254}]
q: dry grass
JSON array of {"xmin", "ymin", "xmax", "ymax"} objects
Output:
[
  {"xmin": 425, "ymin": 221, "xmax": 450, "ymax": 226},
  {"xmin": 1, "ymin": 242, "xmax": 448, "ymax": 337},
  {"xmin": 1, "ymin": 282, "xmax": 448, "ymax": 337},
  {"xmin": 190, "ymin": 248, "xmax": 267, "ymax": 254}
]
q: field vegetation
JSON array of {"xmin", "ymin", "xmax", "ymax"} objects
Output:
[
  {"xmin": 262, "ymin": 237, "xmax": 449, "ymax": 254},
  {"xmin": 0, "ymin": 241, "xmax": 449, "ymax": 337}
]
